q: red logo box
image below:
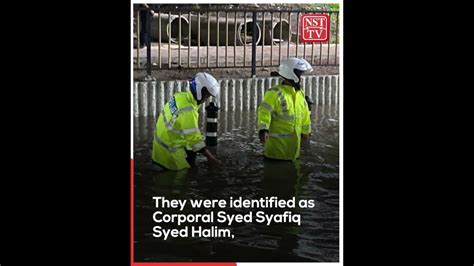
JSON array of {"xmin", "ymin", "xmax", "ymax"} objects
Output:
[{"xmin": 300, "ymin": 14, "xmax": 330, "ymax": 43}]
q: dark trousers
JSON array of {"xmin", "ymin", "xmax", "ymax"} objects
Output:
[
  {"xmin": 185, "ymin": 149, "xmax": 197, "ymax": 165},
  {"xmin": 152, "ymin": 149, "xmax": 197, "ymax": 171}
]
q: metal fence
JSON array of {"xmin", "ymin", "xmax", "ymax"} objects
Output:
[{"xmin": 134, "ymin": 6, "xmax": 339, "ymax": 76}]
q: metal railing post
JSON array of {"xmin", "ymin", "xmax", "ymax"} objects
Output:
[
  {"xmin": 251, "ymin": 11, "xmax": 257, "ymax": 77},
  {"xmin": 146, "ymin": 9, "xmax": 152, "ymax": 77}
]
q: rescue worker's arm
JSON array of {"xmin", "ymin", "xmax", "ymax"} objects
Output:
[
  {"xmin": 301, "ymin": 99, "xmax": 312, "ymax": 141},
  {"xmin": 178, "ymin": 110, "xmax": 206, "ymax": 152},
  {"xmin": 180, "ymin": 110, "xmax": 223, "ymax": 166},
  {"xmin": 257, "ymin": 90, "xmax": 278, "ymax": 144}
]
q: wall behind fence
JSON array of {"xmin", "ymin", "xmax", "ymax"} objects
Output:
[{"xmin": 133, "ymin": 75, "xmax": 339, "ymax": 117}]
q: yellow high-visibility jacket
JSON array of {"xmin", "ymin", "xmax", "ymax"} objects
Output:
[
  {"xmin": 257, "ymin": 83, "xmax": 311, "ymax": 160},
  {"xmin": 152, "ymin": 91, "xmax": 205, "ymax": 170}
]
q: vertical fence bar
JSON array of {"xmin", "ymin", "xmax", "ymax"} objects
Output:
[
  {"xmin": 146, "ymin": 10, "xmax": 151, "ymax": 76},
  {"xmin": 188, "ymin": 11, "xmax": 191, "ymax": 68},
  {"xmin": 279, "ymin": 11, "xmax": 282, "ymax": 64},
  {"xmin": 303, "ymin": 11, "xmax": 307, "ymax": 61},
  {"xmin": 178, "ymin": 12, "xmax": 181, "ymax": 67},
  {"xmin": 244, "ymin": 12, "xmax": 247, "ymax": 67},
  {"xmin": 168, "ymin": 11, "xmax": 171, "ymax": 69},
  {"xmin": 327, "ymin": 12, "xmax": 331, "ymax": 65},
  {"xmin": 261, "ymin": 11, "xmax": 265, "ymax": 66},
  {"xmin": 335, "ymin": 12, "xmax": 339, "ymax": 65},
  {"xmin": 296, "ymin": 11, "xmax": 300, "ymax": 58},
  {"xmin": 234, "ymin": 11, "xmax": 237, "ymax": 67},
  {"xmin": 319, "ymin": 16, "xmax": 323, "ymax": 66},
  {"xmin": 270, "ymin": 12, "xmax": 273, "ymax": 66},
  {"xmin": 216, "ymin": 11, "xmax": 219, "ymax": 67},
  {"xmin": 226, "ymin": 11, "xmax": 228, "ymax": 67},
  {"xmin": 311, "ymin": 13, "xmax": 315, "ymax": 64},
  {"xmin": 287, "ymin": 12, "xmax": 291, "ymax": 59},
  {"xmin": 251, "ymin": 11, "xmax": 257, "ymax": 77},
  {"xmin": 198, "ymin": 12, "xmax": 201, "ymax": 68},
  {"xmin": 207, "ymin": 12, "xmax": 210, "ymax": 68},
  {"xmin": 158, "ymin": 11, "xmax": 161, "ymax": 68},
  {"xmin": 136, "ymin": 11, "xmax": 140, "ymax": 68}
]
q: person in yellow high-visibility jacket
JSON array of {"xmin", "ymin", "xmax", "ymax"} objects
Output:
[
  {"xmin": 257, "ymin": 58, "xmax": 313, "ymax": 161},
  {"xmin": 152, "ymin": 72, "xmax": 223, "ymax": 170}
]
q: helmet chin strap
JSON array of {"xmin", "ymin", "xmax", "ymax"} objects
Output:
[
  {"xmin": 293, "ymin": 69, "xmax": 304, "ymax": 90},
  {"xmin": 190, "ymin": 79, "xmax": 201, "ymax": 102},
  {"xmin": 196, "ymin": 98, "xmax": 205, "ymax": 105},
  {"xmin": 197, "ymin": 87, "xmax": 209, "ymax": 105},
  {"xmin": 190, "ymin": 80, "xmax": 207, "ymax": 105}
]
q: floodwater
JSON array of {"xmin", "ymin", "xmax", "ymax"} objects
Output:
[{"xmin": 133, "ymin": 105, "xmax": 339, "ymax": 262}]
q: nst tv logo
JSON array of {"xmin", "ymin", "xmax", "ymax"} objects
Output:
[{"xmin": 300, "ymin": 14, "xmax": 330, "ymax": 42}]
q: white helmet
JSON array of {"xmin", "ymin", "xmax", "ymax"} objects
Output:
[
  {"xmin": 278, "ymin": 58, "xmax": 313, "ymax": 83},
  {"xmin": 193, "ymin": 72, "xmax": 220, "ymax": 101}
]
